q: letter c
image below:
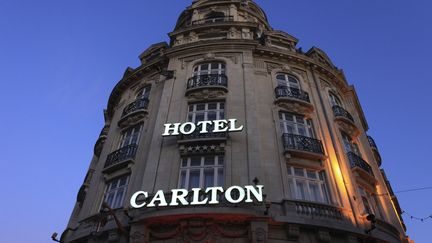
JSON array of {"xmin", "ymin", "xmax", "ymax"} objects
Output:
[{"xmin": 130, "ymin": 191, "xmax": 148, "ymax": 208}]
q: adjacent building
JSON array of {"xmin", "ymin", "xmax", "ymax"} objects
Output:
[{"xmin": 60, "ymin": 0, "xmax": 410, "ymax": 242}]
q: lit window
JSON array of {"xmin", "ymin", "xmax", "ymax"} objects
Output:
[
  {"xmin": 287, "ymin": 166, "xmax": 330, "ymax": 204},
  {"xmin": 103, "ymin": 175, "xmax": 129, "ymax": 209},
  {"xmin": 179, "ymin": 155, "xmax": 224, "ymax": 190},
  {"xmin": 358, "ymin": 187, "xmax": 383, "ymax": 218},
  {"xmin": 188, "ymin": 102, "xmax": 225, "ymax": 123},
  {"xmin": 279, "ymin": 112, "xmax": 315, "ymax": 138},
  {"xmin": 118, "ymin": 123, "xmax": 142, "ymax": 148}
]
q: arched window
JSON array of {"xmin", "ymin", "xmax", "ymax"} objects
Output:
[
  {"xmin": 329, "ymin": 92, "xmax": 342, "ymax": 107},
  {"xmin": 193, "ymin": 62, "xmax": 225, "ymax": 76},
  {"xmin": 276, "ymin": 73, "xmax": 300, "ymax": 90}
]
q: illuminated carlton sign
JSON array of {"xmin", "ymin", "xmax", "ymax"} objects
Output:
[
  {"xmin": 162, "ymin": 119, "xmax": 244, "ymax": 136},
  {"xmin": 130, "ymin": 185, "xmax": 264, "ymax": 209}
]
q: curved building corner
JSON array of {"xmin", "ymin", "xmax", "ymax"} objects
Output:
[{"xmin": 61, "ymin": 0, "xmax": 412, "ymax": 242}]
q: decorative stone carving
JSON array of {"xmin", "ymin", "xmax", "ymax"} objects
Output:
[
  {"xmin": 186, "ymin": 88, "xmax": 227, "ymax": 101},
  {"xmin": 335, "ymin": 119, "xmax": 360, "ymax": 138},
  {"xmin": 275, "ymin": 99, "xmax": 314, "ymax": 115},
  {"xmin": 118, "ymin": 111, "xmax": 147, "ymax": 128},
  {"xmin": 179, "ymin": 143, "xmax": 225, "ymax": 156}
]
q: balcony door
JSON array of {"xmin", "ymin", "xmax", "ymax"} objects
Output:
[
  {"xmin": 136, "ymin": 86, "xmax": 151, "ymax": 100},
  {"xmin": 118, "ymin": 124, "xmax": 142, "ymax": 149},
  {"xmin": 280, "ymin": 112, "xmax": 315, "ymax": 138},
  {"xmin": 341, "ymin": 132, "xmax": 361, "ymax": 156},
  {"xmin": 329, "ymin": 92, "xmax": 342, "ymax": 107}
]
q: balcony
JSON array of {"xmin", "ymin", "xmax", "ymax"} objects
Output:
[
  {"xmin": 288, "ymin": 200, "xmax": 344, "ymax": 220},
  {"xmin": 274, "ymin": 86, "xmax": 314, "ymax": 114},
  {"xmin": 332, "ymin": 105, "xmax": 359, "ymax": 137},
  {"xmin": 185, "ymin": 74, "xmax": 228, "ymax": 98},
  {"xmin": 190, "ymin": 16, "xmax": 234, "ymax": 26},
  {"xmin": 103, "ymin": 144, "xmax": 137, "ymax": 173},
  {"xmin": 94, "ymin": 125, "xmax": 109, "ymax": 157},
  {"xmin": 347, "ymin": 152, "xmax": 375, "ymax": 182},
  {"xmin": 282, "ymin": 133, "xmax": 325, "ymax": 160},
  {"xmin": 118, "ymin": 98, "xmax": 149, "ymax": 128},
  {"xmin": 367, "ymin": 135, "xmax": 382, "ymax": 166}
]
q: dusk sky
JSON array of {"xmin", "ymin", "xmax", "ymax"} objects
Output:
[{"xmin": 0, "ymin": 0, "xmax": 431, "ymax": 242}]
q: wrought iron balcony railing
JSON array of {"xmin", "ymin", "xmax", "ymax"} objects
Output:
[
  {"xmin": 282, "ymin": 133, "xmax": 324, "ymax": 155},
  {"xmin": 275, "ymin": 86, "xmax": 310, "ymax": 103},
  {"xmin": 105, "ymin": 144, "xmax": 138, "ymax": 169},
  {"xmin": 347, "ymin": 152, "xmax": 374, "ymax": 176},
  {"xmin": 190, "ymin": 16, "xmax": 234, "ymax": 26},
  {"xmin": 122, "ymin": 98, "xmax": 149, "ymax": 118},
  {"xmin": 332, "ymin": 105, "xmax": 354, "ymax": 123},
  {"xmin": 187, "ymin": 74, "xmax": 228, "ymax": 90}
]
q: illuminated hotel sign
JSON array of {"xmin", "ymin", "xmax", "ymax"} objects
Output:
[
  {"xmin": 129, "ymin": 118, "xmax": 255, "ymax": 209},
  {"xmin": 162, "ymin": 119, "xmax": 244, "ymax": 136},
  {"xmin": 130, "ymin": 185, "xmax": 264, "ymax": 209}
]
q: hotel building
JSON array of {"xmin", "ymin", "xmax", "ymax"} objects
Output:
[{"xmin": 60, "ymin": 0, "xmax": 410, "ymax": 242}]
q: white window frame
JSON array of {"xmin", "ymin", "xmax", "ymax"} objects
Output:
[
  {"xmin": 179, "ymin": 155, "xmax": 224, "ymax": 190},
  {"xmin": 287, "ymin": 166, "xmax": 330, "ymax": 204},
  {"xmin": 279, "ymin": 112, "xmax": 315, "ymax": 138},
  {"xmin": 188, "ymin": 102, "xmax": 225, "ymax": 123},
  {"xmin": 193, "ymin": 62, "xmax": 226, "ymax": 76},
  {"xmin": 276, "ymin": 73, "xmax": 300, "ymax": 89},
  {"xmin": 103, "ymin": 175, "xmax": 129, "ymax": 209},
  {"xmin": 118, "ymin": 124, "xmax": 142, "ymax": 149},
  {"xmin": 329, "ymin": 92, "xmax": 342, "ymax": 107}
]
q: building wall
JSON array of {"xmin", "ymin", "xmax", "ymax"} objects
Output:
[{"xmin": 62, "ymin": 1, "xmax": 409, "ymax": 242}]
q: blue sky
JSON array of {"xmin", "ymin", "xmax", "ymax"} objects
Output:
[{"xmin": 0, "ymin": 0, "xmax": 431, "ymax": 242}]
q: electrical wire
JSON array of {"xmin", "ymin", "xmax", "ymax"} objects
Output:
[{"xmin": 402, "ymin": 211, "xmax": 432, "ymax": 222}]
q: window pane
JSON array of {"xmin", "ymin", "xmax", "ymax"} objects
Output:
[
  {"xmin": 296, "ymin": 180, "xmax": 307, "ymax": 200},
  {"xmin": 114, "ymin": 189, "xmax": 125, "ymax": 208},
  {"xmin": 217, "ymin": 168, "xmax": 224, "ymax": 187},
  {"xmin": 307, "ymin": 170, "xmax": 317, "ymax": 179},
  {"xmin": 217, "ymin": 156, "xmax": 224, "ymax": 165},
  {"xmin": 190, "ymin": 157, "xmax": 201, "ymax": 166},
  {"xmin": 196, "ymin": 104, "xmax": 205, "ymax": 111},
  {"xmin": 189, "ymin": 170, "xmax": 200, "ymax": 189},
  {"xmin": 181, "ymin": 158, "xmax": 188, "ymax": 167},
  {"xmin": 208, "ymin": 103, "xmax": 217, "ymax": 110},
  {"xmin": 294, "ymin": 168, "xmax": 304, "ymax": 177},
  {"xmin": 201, "ymin": 64, "xmax": 209, "ymax": 70},
  {"xmin": 309, "ymin": 182, "xmax": 321, "ymax": 202},
  {"xmin": 204, "ymin": 156, "xmax": 215, "ymax": 165},
  {"xmin": 287, "ymin": 178, "xmax": 295, "ymax": 198},
  {"xmin": 219, "ymin": 103, "xmax": 225, "ymax": 109},
  {"xmin": 180, "ymin": 170, "xmax": 187, "ymax": 189},
  {"xmin": 204, "ymin": 168, "xmax": 215, "ymax": 187},
  {"xmin": 207, "ymin": 111, "xmax": 217, "ymax": 121},
  {"xmin": 276, "ymin": 74, "xmax": 286, "ymax": 81}
]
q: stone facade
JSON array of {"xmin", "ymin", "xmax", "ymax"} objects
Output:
[{"xmin": 61, "ymin": 1, "xmax": 410, "ymax": 242}]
